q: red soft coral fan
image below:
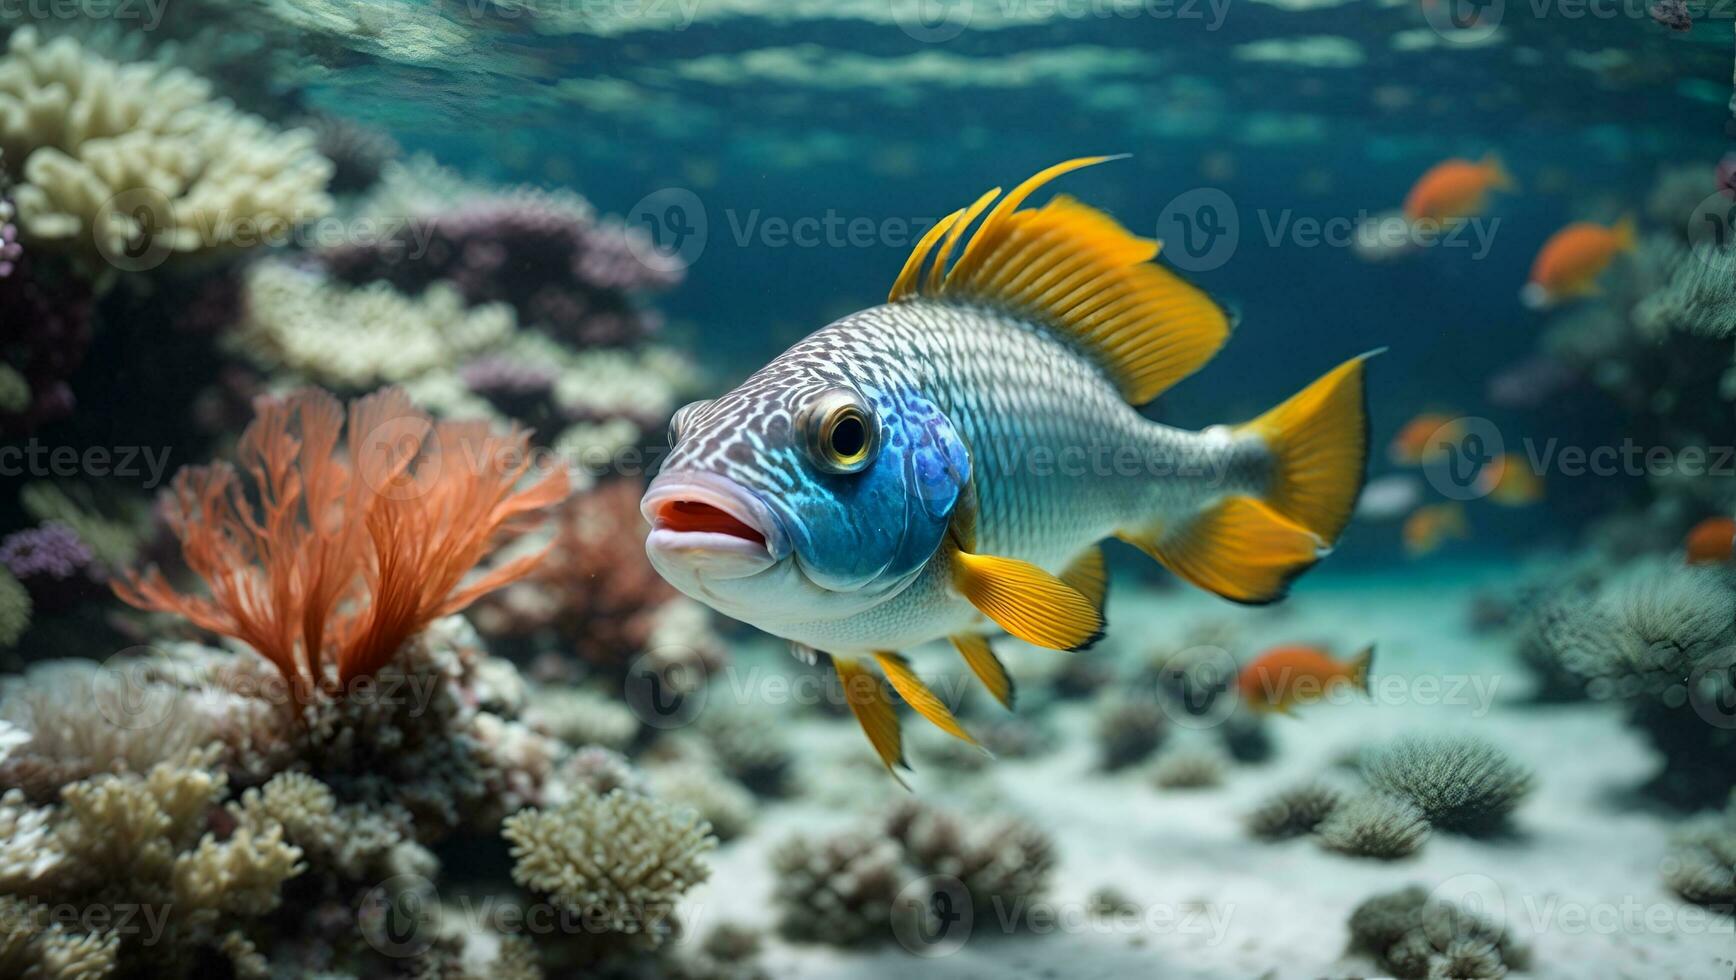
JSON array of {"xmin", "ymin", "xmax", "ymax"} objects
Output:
[{"xmin": 113, "ymin": 386, "xmax": 569, "ymax": 700}]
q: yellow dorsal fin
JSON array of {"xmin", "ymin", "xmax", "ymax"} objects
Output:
[
  {"xmin": 951, "ymin": 633, "xmax": 1015, "ymax": 710},
  {"xmin": 1059, "ymin": 544, "xmax": 1108, "ymax": 618},
  {"xmin": 1119, "ymin": 497, "xmax": 1324, "ymax": 605},
  {"xmin": 833, "ymin": 655, "xmax": 909, "ymax": 786},
  {"xmin": 875, "ymin": 652, "xmax": 982, "ymax": 750},
  {"xmin": 951, "ymin": 550, "xmax": 1104, "ymax": 651},
  {"xmin": 887, "ymin": 156, "xmax": 1232, "ymax": 404}
]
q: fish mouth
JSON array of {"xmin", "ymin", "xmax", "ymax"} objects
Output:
[{"xmin": 642, "ymin": 472, "xmax": 788, "ymax": 579}]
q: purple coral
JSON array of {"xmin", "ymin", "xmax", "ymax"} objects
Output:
[
  {"xmin": 1648, "ymin": 0, "xmax": 1692, "ymax": 30},
  {"xmin": 0, "ymin": 252, "xmax": 94, "ymax": 435},
  {"xmin": 322, "ymin": 199, "xmax": 681, "ymax": 348},
  {"xmin": 1, "ymin": 522, "xmax": 93, "ymax": 582}
]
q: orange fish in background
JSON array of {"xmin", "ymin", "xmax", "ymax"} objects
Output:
[
  {"xmin": 1685, "ymin": 516, "xmax": 1736, "ymax": 564},
  {"xmin": 1521, "ymin": 217, "xmax": 1637, "ymax": 309},
  {"xmin": 1403, "ymin": 502, "xmax": 1468, "ymax": 557},
  {"xmin": 1475, "ymin": 453, "xmax": 1544, "ymax": 506},
  {"xmin": 1403, "ymin": 154, "xmax": 1516, "ymax": 224},
  {"xmin": 1388, "ymin": 413, "xmax": 1466, "ymax": 465},
  {"xmin": 1237, "ymin": 644, "xmax": 1376, "ymax": 715}
]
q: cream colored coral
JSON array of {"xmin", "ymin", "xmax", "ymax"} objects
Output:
[
  {"xmin": 228, "ymin": 259, "xmax": 512, "ymax": 388},
  {"xmin": 0, "ymin": 788, "xmax": 62, "ymax": 890},
  {"xmin": 503, "ymin": 788, "xmax": 715, "ymax": 946},
  {"xmin": 0, "ymin": 28, "xmax": 332, "ymax": 264}
]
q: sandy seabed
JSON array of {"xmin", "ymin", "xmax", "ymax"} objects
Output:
[{"xmin": 678, "ymin": 563, "xmax": 1736, "ymax": 980}]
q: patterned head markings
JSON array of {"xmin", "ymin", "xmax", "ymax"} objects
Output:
[{"xmin": 661, "ymin": 310, "xmax": 970, "ymax": 595}]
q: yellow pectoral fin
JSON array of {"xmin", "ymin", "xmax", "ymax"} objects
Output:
[
  {"xmin": 833, "ymin": 655, "xmax": 909, "ymax": 786},
  {"xmin": 875, "ymin": 652, "xmax": 983, "ymax": 750},
  {"xmin": 1059, "ymin": 544, "xmax": 1109, "ymax": 619},
  {"xmin": 951, "ymin": 633, "xmax": 1016, "ymax": 710},
  {"xmin": 951, "ymin": 550, "xmax": 1105, "ymax": 652}
]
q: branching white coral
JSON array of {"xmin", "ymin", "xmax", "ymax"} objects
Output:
[
  {"xmin": 0, "ymin": 28, "xmax": 332, "ymax": 264},
  {"xmin": 503, "ymin": 788, "xmax": 716, "ymax": 949},
  {"xmin": 227, "ymin": 259, "xmax": 512, "ymax": 388}
]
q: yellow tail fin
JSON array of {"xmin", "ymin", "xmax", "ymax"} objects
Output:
[{"xmin": 1235, "ymin": 351, "xmax": 1376, "ymax": 546}]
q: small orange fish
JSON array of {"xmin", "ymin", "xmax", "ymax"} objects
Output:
[
  {"xmin": 1521, "ymin": 217, "xmax": 1637, "ymax": 309},
  {"xmin": 1403, "ymin": 154, "xmax": 1515, "ymax": 224},
  {"xmin": 1685, "ymin": 516, "xmax": 1736, "ymax": 564},
  {"xmin": 1237, "ymin": 644, "xmax": 1375, "ymax": 715},
  {"xmin": 1475, "ymin": 453, "xmax": 1543, "ymax": 506},
  {"xmin": 1403, "ymin": 502, "xmax": 1468, "ymax": 557},
  {"xmin": 1389, "ymin": 413, "xmax": 1466, "ymax": 465}
]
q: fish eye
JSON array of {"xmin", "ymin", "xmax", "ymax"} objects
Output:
[
  {"xmin": 668, "ymin": 399, "xmax": 711, "ymax": 446},
  {"xmin": 801, "ymin": 389, "xmax": 878, "ymax": 475}
]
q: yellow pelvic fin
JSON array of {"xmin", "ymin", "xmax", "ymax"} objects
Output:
[
  {"xmin": 1059, "ymin": 545, "xmax": 1109, "ymax": 619},
  {"xmin": 1233, "ymin": 351, "xmax": 1376, "ymax": 547},
  {"xmin": 951, "ymin": 550, "xmax": 1105, "ymax": 651},
  {"xmin": 1347, "ymin": 644, "xmax": 1376, "ymax": 694},
  {"xmin": 1120, "ymin": 497, "xmax": 1325, "ymax": 606},
  {"xmin": 875, "ymin": 652, "xmax": 981, "ymax": 749},
  {"xmin": 887, "ymin": 156, "xmax": 1232, "ymax": 405},
  {"xmin": 833, "ymin": 655, "xmax": 909, "ymax": 785},
  {"xmin": 951, "ymin": 633, "xmax": 1015, "ymax": 710}
]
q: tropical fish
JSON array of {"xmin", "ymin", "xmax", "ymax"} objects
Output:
[
  {"xmin": 1685, "ymin": 515, "xmax": 1736, "ymax": 565},
  {"xmin": 1402, "ymin": 154, "xmax": 1515, "ymax": 225},
  {"xmin": 641, "ymin": 157, "xmax": 1374, "ymax": 779},
  {"xmin": 1403, "ymin": 502, "xmax": 1468, "ymax": 557},
  {"xmin": 1521, "ymin": 217, "xmax": 1636, "ymax": 309},
  {"xmin": 1474, "ymin": 452, "xmax": 1544, "ymax": 506},
  {"xmin": 1355, "ymin": 474, "xmax": 1424, "ymax": 522},
  {"xmin": 1236, "ymin": 644, "xmax": 1375, "ymax": 715},
  {"xmin": 1388, "ymin": 413, "xmax": 1465, "ymax": 465}
]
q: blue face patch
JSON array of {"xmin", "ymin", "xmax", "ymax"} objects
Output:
[{"xmin": 774, "ymin": 383, "xmax": 970, "ymax": 594}]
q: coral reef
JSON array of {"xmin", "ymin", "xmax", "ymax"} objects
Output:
[
  {"xmin": 0, "ymin": 749, "xmax": 304, "ymax": 976},
  {"xmin": 1244, "ymin": 780, "xmax": 1344, "ymax": 840},
  {"xmin": 0, "ymin": 28, "xmax": 332, "ymax": 268},
  {"xmin": 884, "ymin": 799, "xmax": 1056, "ymax": 912},
  {"xmin": 0, "ymin": 570, "xmax": 27, "ymax": 648},
  {"xmin": 321, "ymin": 188, "xmax": 681, "ymax": 348},
  {"xmin": 295, "ymin": 113, "xmax": 399, "ymax": 195},
  {"xmin": 0, "ymin": 249, "xmax": 93, "ymax": 435},
  {"xmin": 503, "ymin": 787, "xmax": 717, "ymax": 960},
  {"xmin": 770, "ymin": 828, "xmax": 911, "ymax": 946},
  {"xmin": 1345, "ymin": 885, "xmax": 1531, "ymax": 979},
  {"xmin": 226, "ymin": 259, "xmax": 514, "ymax": 390},
  {"xmin": 525, "ymin": 685, "xmax": 641, "ymax": 752},
  {"xmin": 1360, "ymin": 735, "xmax": 1534, "ymax": 836},
  {"xmin": 1662, "ymin": 790, "xmax": 1735, "ymax": 910},
  {"xmin": 648, "ymin": 762, "xmax": 757, "ymax": 842},
  {"xmin": 112, "ymin": 386, "xmax": 567, "ymax": 699},
  {"xmin": 1149, "ymin": 743, "xmax": 1230, "ymax": 790},
  {"xmin": 697, "ymin": 707, "xmax": 795, "ymax": 798},
  {"xmin": 1316, "ymin": 792, "xmax": 1431, "ymax": 860},
  {"xmin": 1093, "ymin": 691, "xmax": 1168, "ymax": 770},
  {"xmin": 1519, "ymin": 558, "xmax": 1736, "ymax": 806}
]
